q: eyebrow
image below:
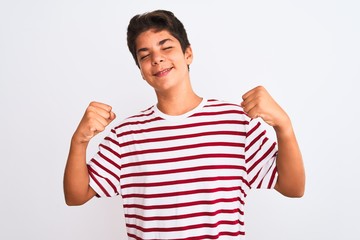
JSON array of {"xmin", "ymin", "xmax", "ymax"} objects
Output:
[{"xmin": 137, "ymin": 38, "xmax": 173, "ymax": 54}]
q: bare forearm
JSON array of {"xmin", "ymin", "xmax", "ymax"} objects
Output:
[
  {"xmin": 274, "ymin": 121, "xmax": 305, "ymax": 197},
  {"xmin": 63, "ymin": 138, "xmax": 95, "ymax": 205},
  {"xmin": 63, "ymin": 102, "xmax": 115, "ymax": 205},
  {"xmin": 241, "ymin": 86, "xmax": 305, "ymax": 197}
]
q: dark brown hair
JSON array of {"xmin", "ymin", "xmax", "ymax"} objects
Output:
[{"xmin": 127, "ymin": 10, "xmax": 191, "ymax": 67}]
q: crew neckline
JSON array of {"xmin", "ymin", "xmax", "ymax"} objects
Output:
[{"xmin": 154, "ymin": 98, "xmax": 207, "ymax": 121}]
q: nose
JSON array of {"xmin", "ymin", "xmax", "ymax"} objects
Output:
[{"xmin": 151, "ymin": 52, "xmax": 165, "ymax": 65}]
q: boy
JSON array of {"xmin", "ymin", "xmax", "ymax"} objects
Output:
[{"xmin": 64, "ymin": 9, "xmax": 305, "ymax": 239}]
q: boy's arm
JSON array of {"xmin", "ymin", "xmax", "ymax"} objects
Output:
[
  {"xmin": 241, "ymin": 86, "xmax": 305, "ymax": 197},
  {"xmin": 63, "ymin": 102, "xmax": 116, "ymax": 205}
]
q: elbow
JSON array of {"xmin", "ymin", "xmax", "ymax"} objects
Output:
[
  {"xmin": 292, "ymin": 177, "xmax": 306, "ymax": 198},
  {"xmin": 65, "ymin": 199, "xmax": 84, "ymax": 206},
  {"xmin": 64, "ymin": 196, "xmax": 84, "ymax": 206},
  {"xmin": 286, "ymin": 187, "xmax": 305, "ymax": 198},
  {"xmin": 296, "ymin": 185, "xmax": 305, "ymax": 198},
  {"xmin": 278, "ymin": 188, "xmax": 305, "ymax": 198},
  {"xmin": 64, "ymin": 192, "xmax": 89, "ymax": 206},
  {"xmin": 63, "ymin": 184, "xmax": 95, "ymax": 206},
  {"xmin": 275, "ymin": 180, "xmax": 305, "ymax": 198}
]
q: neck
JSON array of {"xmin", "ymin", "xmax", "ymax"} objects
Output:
[{"xmin": 156, "ymin": 88, "xmax": 202, "ymax": 116}]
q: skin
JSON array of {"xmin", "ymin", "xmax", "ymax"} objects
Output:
[
  {"xmin": 63, "ymin": 102, "xmax": 115, "ymax": 205},
  {"xmin": 63, "ymin": 29, "xmax": 305, "ymax": 206},
  {"xmin": 136, "ymin": 29, "xmax": 202, "ymax": 115},
  {"xmin": 241, "ymin": 86, "xmax": 305, "ymax": 197}
]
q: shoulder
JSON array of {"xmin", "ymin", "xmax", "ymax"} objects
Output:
[
  {"xmin": 199, "ymin": 98, "xmax": 250, "ymax": 124},
  {"xmin": 112, "ymin": 105, "xmax": 158, "ymax": 131},
  {"xmin": 204, "ymin": 98, "xmax": 246, "ymax": 113}
]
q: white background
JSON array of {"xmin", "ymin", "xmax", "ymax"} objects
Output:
[{"xmin": 1, "ymin": 0, "xmax": 359, "ymax": 239}]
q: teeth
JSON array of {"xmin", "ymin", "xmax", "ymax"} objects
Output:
[{"xmin": 156, "ymin": 68, "xmax": 170, "ymax": 76}]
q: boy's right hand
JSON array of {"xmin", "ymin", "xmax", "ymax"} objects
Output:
[{"xmin": 72, "ymin": 101, "xmax": 116, "ymax": 144}]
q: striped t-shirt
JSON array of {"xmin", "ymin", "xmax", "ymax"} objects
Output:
[{"xmin": 88, "ymin": 98, "xmax": 278, "ymax": 240}]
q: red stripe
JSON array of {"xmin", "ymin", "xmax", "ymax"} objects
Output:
[
  {"xmin": 104, "ymin": 135, "xmax": 118, "ymax": 146},
  {"xmin": 98, "ymin": 144, "xmax": 122, "ymax": 166},
  {"xmin": 122, "ymin": 153, "xmax": 244, "ymax": 169},
  {"xmin": 121, "ymin": 165, "xmax": 246, "ymax": 179},
  {"xmin": 249, "ymin": 170, "xmax": 263, "ymax": 188},
  {"xmin": 246, "ymin": 121, "xmax": 261, "ymax": 138},
  {"xmin": 88, "ymin": 166, "xmax": 111, "ymax": 197},
  {"xmin": 245, "ymin": 129, "xmax": 266, "ymax": 152},
  {"xmin": 247, "ymin": 141, "xmax": 276, "ymax": 174},
  {"xmin": 126, "ymin": 219, "xmax": 243, "ymax": 233},
  {"xmin": 118, "ymin": 130, "xmax": 246, "ymax": 148},
  {"xmin": 178, "ymin": 230, "xmax": 245, "ymax": 240},
  {"xmin": 120, "ymin": 142, "xmax": 245, "ymax": 158},
  {"xmin": 88, "ymin": 166, "xmax": 118, "ymax": 195},
  {"xmin": 122, "ymin": 186, "xmax": 245, "ymax": 199},
  {"xmin": 117, "ymin": 120, "xmax": 248, "ymax": 138},
  {"xmin": 248, "ymin": 144, "xmax": 277, "ymax": 188},
  {"xmin": 92, "ymin": 157, "xmax": 120, "ymax": 181},
  {"xmin": 204, "ymin": 101, "xmax": 242, "ymax": 108},
  {"xmin": 125, "ymin": 208, "xmax": 243, "ymax": 221},
  {"xmin": 246, "ymin": 137, "xmax": 269, "ymax": 165},
  {"xmin": 268, "ymin": 163, "xmax": 278, "ymax": 188},
  {"xmin": 124, "ymin": 197, "xmax": 243, "ymax": 210},
  {"xmin": 127, "ymin": 233, "xmax": 142, "ymax": 240},
  {"xmin": 127, "ymin": 230, "xmax": 245, "ymax": 240},
  {"xmin": 121, "ymin": 175, "xmax": 246, "ymax": 189},
  {"xmin": 192, "ymin": 109, "xmax": 246, "ymax": 117},
  {"xmin": 115, "ymin": 116, "xmax": 162, "ymax": 129},
  {"xmin": 127, "ymin": 109, "xmax": 155, "ymax": 118},
  {"xmin": 258, "ymin": 153, "xmax": 277, "ymax": 188}
]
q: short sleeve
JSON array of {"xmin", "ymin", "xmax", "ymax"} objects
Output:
[
  {"xmin": 87, "ymin": 129, "xmax": 122, "ymax": 197},
  {"xmin": 245, "ymin": 118, "xmax": 278, "ymax": 189}
]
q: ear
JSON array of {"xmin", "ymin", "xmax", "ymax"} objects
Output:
[{"xmin": 184, "ymin": 46, "xmax": 193, "ymax": 65}]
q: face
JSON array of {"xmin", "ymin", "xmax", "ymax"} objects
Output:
[{"xmin": 135, "ymin": 29, "xmax": 193, "ymax": 94}]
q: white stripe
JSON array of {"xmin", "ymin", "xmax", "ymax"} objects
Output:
[{"xmin": 88, "ymin": 99, "xmax": 277, "ymax": 239}]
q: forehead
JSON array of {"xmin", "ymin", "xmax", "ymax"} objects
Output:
[{"xmin": 135, "ymin": 29, "xmax": 179, "ymax": 50}]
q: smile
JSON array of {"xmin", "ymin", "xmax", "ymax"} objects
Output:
[{"xmin": 154, "ymin": 67, "xmax": 173, "ymax": 77}]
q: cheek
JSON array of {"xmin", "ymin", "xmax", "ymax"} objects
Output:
[
  {"xmin": 138, "ymin": 66, "xmax": 147, "ymax": 80},
  {"xmin": 171, "ymin": 55, "xmax": 188, "ymax": 67}
]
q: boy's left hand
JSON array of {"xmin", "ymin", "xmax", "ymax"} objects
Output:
[{"xmin": 241, "ymin": 86, "xmax": 290, "ymax": 129}]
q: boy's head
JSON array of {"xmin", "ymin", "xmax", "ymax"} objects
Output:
[{"xmin": 127, "ymin": 10, "xmax": 190, "ymax": 67}]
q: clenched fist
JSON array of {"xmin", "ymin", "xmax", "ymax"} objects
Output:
[
  {"xmin": 72, "ymin": 101, "xmax": 116, "ymax": 144},
  {"xmin": 241, "ymin": 86, "xmax": 290, "ymax": 129}
]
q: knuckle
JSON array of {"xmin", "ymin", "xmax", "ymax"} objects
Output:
[
  {"xmin": 98, "ymin": 125, "xmax": 105, "ymax": 132},
  {"xmin": 87, "ymin": 118, "xmax": 96, "ymax": 126},
  {"xmin": 255, "ymin": 86, "xmax": 266, "ymax": 94},
  {"xmin": 89, "ymin": 101, "xmax": 98, "ymax": 106},
  {"xmin": 86, "ymin": 110, "xmax": 95, "ymax": 118},
  {"xmin": 86, "ymin": 105, "xmax": 96, "ymax": 113}
]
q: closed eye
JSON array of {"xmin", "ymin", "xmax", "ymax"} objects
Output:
[{"xmin": 140, "ymin": 54, "xmax": 150, "ymax": 60}]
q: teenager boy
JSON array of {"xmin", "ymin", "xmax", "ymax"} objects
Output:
[{"xmin": 64, "ymin": 9, "xmax": 305, "ymax": 239}]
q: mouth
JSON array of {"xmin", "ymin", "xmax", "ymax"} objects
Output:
[{"xmin": 154, "ymin": 67, "xmax": 173, "ymax": 77}]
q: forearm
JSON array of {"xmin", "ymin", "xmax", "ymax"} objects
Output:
[
  {"xmin": 63, "ymin": 102, "xmax": 115, "ymax": 205},
  {"xmin": 63, "ymin": 137, "xmax": 95, "ymax": 205},
  {"xmin": 241, "ymin": 86, "xmax": 305, "ymax": 197},
  {"xmin": 274, "ymin": 120, "xmax": 305, "ymax": 197}
]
